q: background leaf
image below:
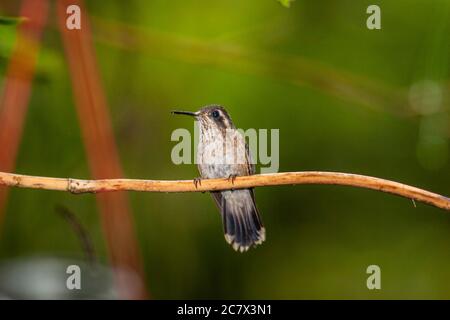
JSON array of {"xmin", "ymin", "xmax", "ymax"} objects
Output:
[
  {"xmin": 277, "ymin": 0, "xmax": 295, "ymax": 8},
  {"xmin": 0, "ymin": 16, "xmax": 27, "ymax": 26}
]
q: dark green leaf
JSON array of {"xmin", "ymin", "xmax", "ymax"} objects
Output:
[{"xmin": 0, "ymin": 16, "xmax": 27, "ymax": 26}]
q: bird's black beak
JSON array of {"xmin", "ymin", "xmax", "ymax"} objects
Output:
[{"xmin": 171, "ymin": 110, "xmax": 198, "ymax": 117}]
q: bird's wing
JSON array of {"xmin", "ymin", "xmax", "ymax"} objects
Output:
[{"xmin": 244, "ymin": 138, "xmax": 256, "ymax": 176}]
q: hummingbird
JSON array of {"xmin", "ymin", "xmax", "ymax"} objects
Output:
[{"xmin": 172, "ymin": 105, "xmax": 265, "ymax": 252}]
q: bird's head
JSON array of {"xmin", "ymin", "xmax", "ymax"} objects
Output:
[{"xmin": 172, "ymin": 105, "xmax": 235, "ymax": 131}]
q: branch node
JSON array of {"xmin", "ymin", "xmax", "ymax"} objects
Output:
[{"xmin": 68, "ymin": 178, "xmax": 94, "ymax": 194}]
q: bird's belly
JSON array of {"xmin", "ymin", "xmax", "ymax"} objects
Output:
[
  {"xmin": 197, "ymin": 136, "xmax": 248, "ymax": 179},
  {"xmin": 198, "ymin": 163, "xmax": 242, "ymax": 179}
]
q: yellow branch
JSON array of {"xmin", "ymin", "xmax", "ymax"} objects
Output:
[{"xmin": 0, "ymin": 171, "xmax": 449, "ymax": 211}]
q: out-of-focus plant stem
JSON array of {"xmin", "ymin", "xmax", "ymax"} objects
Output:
[
  {"xmin": 0, "ymin": 0, "xmax": 49, "ymax": 226},
  {"xmin": 92, "ymin": 16, "xmax": 411, "ymax": 117},
  {"xmin": 56, "ymin": 0, "xmax": 147, "ymax": 299}
]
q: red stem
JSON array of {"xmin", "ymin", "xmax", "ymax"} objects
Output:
[{"xmin": 0, "ymin": 0, "xmax": 49, "ymax": 225}]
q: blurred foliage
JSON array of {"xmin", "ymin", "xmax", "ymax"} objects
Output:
[
  {"xmin": 277, "ymin": 0, "xmax": 295, "ymax": 8},
  {"xmin": 0, "ymin": 0, "xmax": 449, "ymax": 299},
  {"xmin": 0, "ymin": 19, "xmax": 17, "ymax": 60},
  {"xmin": 0, "ymin": 15, "xmax": 26, "ymax": 26}
]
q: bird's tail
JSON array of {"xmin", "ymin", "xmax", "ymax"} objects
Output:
[{"xmin": 212, "ymin": 189, "xmax": 265, "ymax": 252}]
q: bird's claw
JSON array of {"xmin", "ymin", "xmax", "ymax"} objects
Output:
[
  {"xmin": 193, "ymin": 177, "xmax": 202, "ymax": 189},
  {"xmin": 228, "ymin": 174, "xmax": 237, "ymax": 185}
]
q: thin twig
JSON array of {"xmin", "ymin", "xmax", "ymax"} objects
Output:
[{"xmin": 0, "ymin": 171, "xmax": 449, "ymax": 211}]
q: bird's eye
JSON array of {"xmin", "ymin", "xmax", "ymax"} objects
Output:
[{"xmin": 211, "ymin": 110, "xmax": 220, "ymax": 118}]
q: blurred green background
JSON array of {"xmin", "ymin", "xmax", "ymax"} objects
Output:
[{"xmin": 0, "ymin": 0, "xmax": 449, "ymax": 299}]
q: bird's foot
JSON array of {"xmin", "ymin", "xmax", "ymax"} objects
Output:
[
  {"xmin": 193, "ymin": 177, "xmax": 202, "ymax": 189},
  {"xmin": 227, "ymin": 174, "xmax": 238, "ymax": 185}
]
